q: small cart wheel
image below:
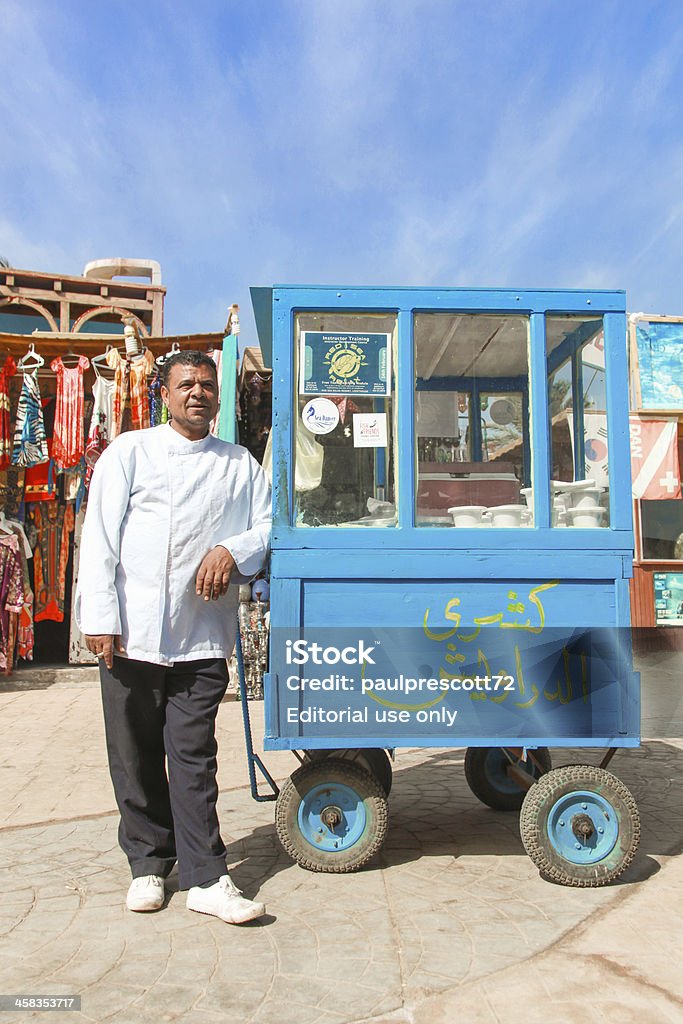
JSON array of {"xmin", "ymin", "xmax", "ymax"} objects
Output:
[
  {"xmin": 275, "ymin": 758, "xmax": 389, "ymax": 873},
  {"xmin": 464, "ymin": 746, "xmax": 552, "ymax": 811},
  {"xmin": 304, "ymin": 748, "xmax": 393, "ymax": 795},
  {"xmin": 520, "ymin": 764, "xmax": 640, "ymax": 887}
]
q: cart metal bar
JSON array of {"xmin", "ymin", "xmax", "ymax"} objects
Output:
[
  {"xmin": 397, "ymin": 309, "xmax": 415, "ymax": 528},
  {"xmin": 604, "ymin": 311, "xmax": 632, "ymax": 532},
  {"xmin": 572, "ymin": 347, "xmax": 585, "ymax": 482},
  {"xmin": 529, "ymin": 312, "xmax": 552, "ymax": 528},
  {"xmin": 236, "ymin": 630, "xmax": 279, "ymax": 801},
  {"xmin": 265, "ymin": 734, "xmax": 639, "ymax": 750},
  {"xmin": 599, "ymin": 747, "xmax": 618, "ymax": 770},
  {"xmin": 506, "ymin": 762, "xmax": 537, "ymax": 792}
]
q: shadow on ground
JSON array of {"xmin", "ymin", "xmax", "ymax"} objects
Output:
[{"xmin": 220, "ymin": 740, "xmax": 683, "ymax": 892}]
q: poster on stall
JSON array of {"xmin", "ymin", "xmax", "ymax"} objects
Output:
[
  {"xmin": 634, "ymin": 320, "xmax": 683, "ymax": 410},
  {"xmin": 300, "ymin": 331, "xmax": 391, "ymax": 396},
  {"xmin": 629, "ymin": 416, "xmax": 681, "ymax": 499},
  {"xmin": 653, "ymin": 572, "xmax": 683, "ymax": 626},
  {"xmin": 352, "ymin": 412, "xmax": 388, "ymax": 448}
]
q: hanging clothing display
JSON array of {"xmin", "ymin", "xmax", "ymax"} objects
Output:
[
  {"xmin": 209, "ymin": 348, "xmax": 222, "ymax": 436},
  {"xmin": 29, "ymin": 502, "xmax": 75, "ymax": 623},
  {"xmin": 0, "ymin": 340, "xmax": 231, "ymax": 671},
  {"xmin": 0, "ymin": 518, "xmax": 34, "ymax": 663},
  {"xmin": 24, "ymin": 438, "xmax": 56, "ymax": 503},
  {"xmin": 85, "ymin": 372, "xmax": 115, "ymax": 481},
  {"xmin": 63, "ymin": 460, "xmax": 87, "ymax": 511},
  {"xmin": 12, "ymin": 370, "xmax": 49, "ymax": 468},
  {"xmin": 0, "ymin": 533, "xmax": 28, "ymax": 673},
  {"xmin": 50, "ymin": 356, "xmax": 90, "ymax": 469},
  {"xmin": 107, "ymin": 348, "xmax": 154, "ymax": 438},
  {"xmin": 147, "ymin": 367, "xmax": 168, "ymax": 427},
  {"xmin": 68, "ymin": 506, "xmax": 96, "ymax": 664},
  {"xmin": 0, "ymin": 356, "xmax": 17, "ymax": 470},
  {"xmin": 0, "ymin": 466, "xmax": 25, "ymax": 521}
]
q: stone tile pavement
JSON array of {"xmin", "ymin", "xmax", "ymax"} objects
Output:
[{"xmin": 0, "ymin": 667, "xmax": 682, "ymax": 1023}]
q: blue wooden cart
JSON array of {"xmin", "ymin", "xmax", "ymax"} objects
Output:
[{"xmin": 245, "ymin": 285, "xmax": 640, "ymax": 887}]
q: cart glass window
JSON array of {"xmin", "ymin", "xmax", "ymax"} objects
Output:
[
  {"xmin": 414, "ymin": 313, "xmax": 530, "ymax": 527},
  {"xmin": 546, "ymin": 316, "xmax": 610, "ymax": 528},
  {"xmin": 293, "ymin": 313, "xmax": 397, "ymax": 527}
]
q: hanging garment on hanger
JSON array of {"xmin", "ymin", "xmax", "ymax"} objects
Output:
[
  {"xmin": 85, "ymin": 374, "xmax": 115, "ymax": 479},
  {"xmin": 50, "ymin": 355, "xmax": 90, "ymax": 469},
  {"xmin": 63, "ymin": 462, "xmax": 87, "ymax": 510},
  {"xmin": 12, "ymin": 369, "xmax": 49, "ymax": 468},
  {"xmin": 0, "ymin": 533, "xmax": 27, "ymax": 673},
  {"xmin": 107, "ymin": 348, "xmax": 154, "ymax": 438},
  {"xmin": 2, "ymin": 515, "xmax": 32, "ymax": 559},
  {"xmin": 147, "ymin": 368, "xmax": 168, "ymax": 426},
  {"xmin": 1, "ymin": 520, "xmax": 33, "ymax": 661},
  {"xmin": 29, "ymin": 502, "xmax": 75, "ymax": 622},
  {"xmin": 0, "ymin": 466, "xmax": 26, "ymax": 522},
  {"xmin": 24, "ymin": 462, "xmax": 55, "ymax": 501},
  {"xmin": 209, "ymin": 348, "xmax": 222, "ymax": 436},
  {"xmin": 24, "ymin": 436, "xmax": 56, "ymax": 503},
  {"xmin": 0, "ymin": 357, "xmax": 17, "ymax": 469}
]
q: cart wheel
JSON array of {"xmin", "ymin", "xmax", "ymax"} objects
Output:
[
  {"xmin": 520, "ymin": 764, "xmax": 640, "ymax": 887},
  {"xmin": 275, "ymin": 758, "xmax": 389, "ymax": 873},
  {"xmin": 304, "ymin": 748, "xmax": 393, "ymax": 795},
  {"xmin": 464, "ymin": 746, "xmax": 551, "ymax": 811}
]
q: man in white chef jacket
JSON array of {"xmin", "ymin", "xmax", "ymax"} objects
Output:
[{"xmin": 75, "ymin": 351, "xmax": 271, "ymax": 924}]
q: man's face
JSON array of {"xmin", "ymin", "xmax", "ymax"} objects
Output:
[{"xmin": 161, "ymin": 361, "xmax": 219, "ymax": 440}]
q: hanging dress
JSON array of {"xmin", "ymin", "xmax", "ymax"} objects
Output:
[
  {"xmin": 24, "ymin": 397, "xmax": 56, "ymax": 502},
  {"xmin": 107, "ymin": 348, "xmax": 154, "ymax": 438},
  {"xmin": 147, "ymin": 367, "xmax": 169, "ymax": 427},
  {"xmin": 0, "ymin": 519, "xmax": 33, "ymax": 663},
  {"xmin": 0, "ymin": 533, "xmax": 27, "ymax": 673},
  {"xmin": 29, "ymin": 502, "xmax": 75, "ymax": 623},
  {"xmin": 0, "ymin": 356, "xmax": 17, "ymax": 469},
  {"xmin": 209, "ymin": 348, "xmax": 222, "ymax": 436},
  {"xmin": 50, "ymin": 355, "xmax": 90, "ymax": 469},
  {"xmin": 0, "ymin": 465, "xmax": 25, "ymax": 522},
  {"xmin": 85, "ymin": 371, "xmax": 115, "ymax": 483},
  {"xmin": 11, "ymin": 369, "xmax": 49, "ymax": 468}
]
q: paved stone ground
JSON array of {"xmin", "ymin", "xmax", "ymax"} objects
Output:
[{"xmin": 0, "ymin": 665, "xmax": 682, "ymax": 1023}]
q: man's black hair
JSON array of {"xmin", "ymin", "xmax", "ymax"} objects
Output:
[{"xmin": 160, "ymin": 350, "xmax": 218, "ymax": 388}]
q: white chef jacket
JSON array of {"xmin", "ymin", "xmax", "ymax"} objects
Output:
[{"xmin": 75, "ymin": 423, "xmax": 271, "ymax": 666}]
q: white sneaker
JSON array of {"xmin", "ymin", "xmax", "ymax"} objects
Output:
[
  {"xmin": 126, "ymin": 874, "xmax": 165, "ymax": 912},
  {"xmin": 186, "ymin": 874, "xmax": 265, "ymax": 924}
]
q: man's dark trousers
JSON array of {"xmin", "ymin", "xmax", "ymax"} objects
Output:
[{"xmin": 99, "ymin": 656, "xmax": 229, "ymax": 890}]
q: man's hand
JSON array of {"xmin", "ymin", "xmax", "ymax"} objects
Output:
[
  {"xmin": 85, "ymin": 634, "xmax": 125, "ymax": 670},
  {"xmin": 195, "ymin": 545, "xmax": 236, "ymax": 601}
]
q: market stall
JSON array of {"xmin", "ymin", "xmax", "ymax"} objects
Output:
[{"xmin": 0, "ymin": 326, "xmax": 226, "ymax": 670}]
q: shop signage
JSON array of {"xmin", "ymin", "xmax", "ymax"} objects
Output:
[
  {"xmin": 352, "ymin": 412, "xmax": 388, "ymax": 448},
  {"xmin": 653, "ymin": 572, "xmax": 683, "ymax": 626},
  {"xmin": 301, "ymin": 397, "xmax": 339, "ymax": 435},
  {"xmin": 300, "ymin": 331, "xmax": 391, "ymax": 396}
]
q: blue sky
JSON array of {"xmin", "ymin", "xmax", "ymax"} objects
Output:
[{"xmin": 3, "ymin": 0, "xmax": 683, "ymax": 344}]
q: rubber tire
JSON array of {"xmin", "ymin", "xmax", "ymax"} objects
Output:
[
  {"xmin": 520, "ymin": 764, "xmax": 640, "ymax": 888},
  {"xmin": 304, "ymin": 748, "xmax": 393, "ymax": 795},
  {"xmin": 275, "ymin": 758, "xmax": 389, "ymax": 873},
  {"xmin": 464, "ymin": 746, "xmax": 552, "ymax": 811}
]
